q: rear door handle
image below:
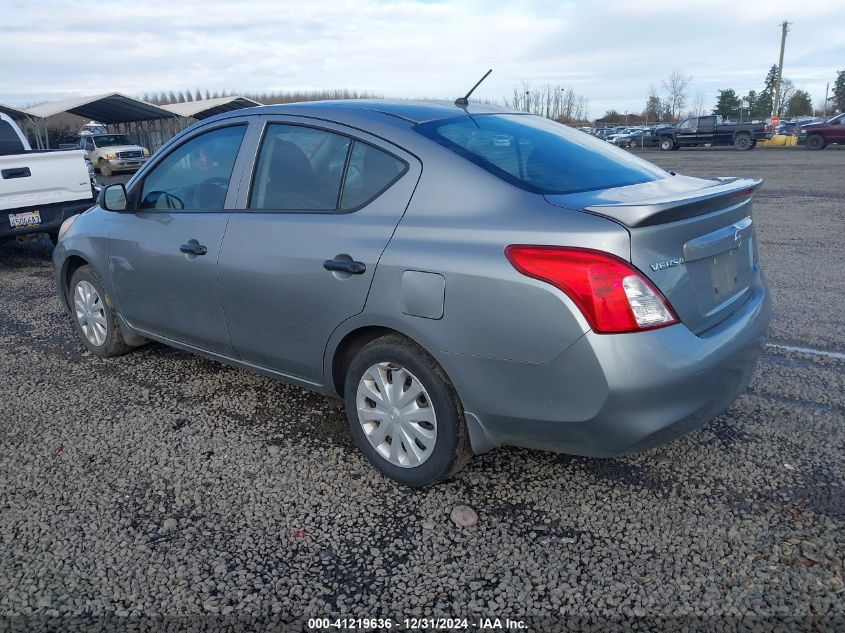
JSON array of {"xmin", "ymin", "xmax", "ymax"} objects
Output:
[
  {"xmin": 180, "ymin": 240, "xmax": 208, "ymax": 256},
  {"xmin": 323, "ymin": 259, "xmax": 366, "ymax": 274}
]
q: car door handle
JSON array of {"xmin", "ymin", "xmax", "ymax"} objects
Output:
[
  {"xmin": 323, "ymin": 259, "xmax": 366, "ymax": 274},
  {"xmin": 180, "ymin": 241, "xmax": 208, "ymax": 256},
  {"xmin": 1, "ymin": 167, "xmax": 31, "ymax": 179}
]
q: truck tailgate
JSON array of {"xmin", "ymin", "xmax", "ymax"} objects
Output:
[{"xmin": 0, "ymin": 150, "xmax": 92, "ymax": 212}]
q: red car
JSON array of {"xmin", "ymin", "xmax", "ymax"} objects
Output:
[{"xmin": 801, "ymin": 112, "xmax": 845, "ymax": 150}]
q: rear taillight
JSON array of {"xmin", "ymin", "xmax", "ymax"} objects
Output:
[{"xmin": 505, "ymin": 245, "xmax": 679, "ymax": 334}]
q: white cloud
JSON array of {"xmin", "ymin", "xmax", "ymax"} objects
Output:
[{"xmin": 1, "ymin": 0, "xmax": 842, "ymax": 116}]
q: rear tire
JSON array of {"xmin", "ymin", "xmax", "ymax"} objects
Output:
[
  {"xmin": 659, "ymin": 137, "xmax": 675, "ymax": 151},
  {"xmin": 343, "ymin": 334, "xmax": 472, "ymax": 487},
  {"xmin": 734, "ymin": 133, "xmax": 753, "ymax": 151},
  {"xmin": 806, "ymin": 134, "xmax": 825, "ymax": 150},
  {"xmin": 68, "ymin": 265, "xmax": 134, "ymax": 358}
]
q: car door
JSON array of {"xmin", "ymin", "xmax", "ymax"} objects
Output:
[
  {"xmin": 695, "ymin": 116, "xmax": 716, "ymax": 144},
  {"xmin": 217, "ymin": 117, "xmax": 421, "ymax": 383},
  {"xmin": 831, "ymin": 114, "xmax": 845, "ymax": 142},
  {"xmin": 675, "ymin": 118, "xmax": 697, "ymax": 144},
  {"xmin": 108, "ymin": 118, "xmax": 256, "ymax": 356}
]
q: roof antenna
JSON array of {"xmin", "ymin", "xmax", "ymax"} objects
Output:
[{"xmin": 455, "ymin": 69, "xmax": 493, "ymax": 107}]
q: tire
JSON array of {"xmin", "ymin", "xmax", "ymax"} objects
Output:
[
  {"xmin": 68, "ymin": 265, "xmax": 134, "ymax": 358},
  {"xmin": 659, "ymin": 137, "xmax": 675, "ymax": 151},
  {"xmin": 98, "ymin": 160, "xmax": 112, "ymax": 177},
  {"xmin": 734, "ymin": 133, "xmax": 753, "ymax": 151},
  {"xmin": 343, "ymin": 334, "xmax": 472, "ymax": 487},
  {"xmin": 806, "ymin": 134, "xmax": 825, "ymax": 150}
]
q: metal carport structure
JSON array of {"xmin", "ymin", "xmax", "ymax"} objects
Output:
[
  {"xmin": 160, "ymin": 96, "xmax": 261, "ymax": 122},
  {"xmin": 22, "ymin": 93, "xmax": 179, "ymax": 150}
]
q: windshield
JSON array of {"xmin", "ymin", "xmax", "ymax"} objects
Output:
[
  {"xmin": 93, "ymin": 134, "xmax": 130, "ymax": 147},
  {"xmin": 415, "ymin": 114, "xmax": 666, "ymax": 195}
]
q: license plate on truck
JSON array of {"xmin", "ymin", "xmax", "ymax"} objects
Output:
[{"xmin": 8, "ymin": 210, "xmax": 41, "ymax": 228}]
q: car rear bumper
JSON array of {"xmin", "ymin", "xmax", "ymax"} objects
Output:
[
  {"xmin": 442, "ymin": 274, "xmax": 772, "ymax": 457},
  {"xmin": 1, "ymin": 198, "xmax": 94, "ymax": 239}
]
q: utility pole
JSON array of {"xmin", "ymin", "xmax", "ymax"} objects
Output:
[
  {"xmin": 772, "ymin": 20, "xmax": 789, "ymax": 117},
  {"xmin": 823, "ymin": 82, "xmax": 829, "ymax": 117}
]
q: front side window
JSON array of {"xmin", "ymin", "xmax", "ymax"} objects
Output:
[
  {"xmin": 140, "ymin": 125, "xmax": 246, "ymax": 211},
  {"xmin": 250, "ymin": 124, "xmax": 350, "ymax": 211},
  {"xmin": 415, "ymin": 114, "xmax": 665, "ymax": 195},
  {"xmin": 0, "ymin": 120, "xmax": 25, "ymax": 155}
]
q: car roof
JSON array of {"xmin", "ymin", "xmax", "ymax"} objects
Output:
[{"xmin": 205, "ymin": 99, "xmax": 520, "ymax": 126}]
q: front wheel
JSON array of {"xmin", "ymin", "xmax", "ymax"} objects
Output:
[
  {"xmin": 734, "ymin": 134, "xmax": 753, "ymax": 151},
  {"xmin": 343, "ymin": 334, "xmax": 472, "ymax": 487},
  {"xmin": 98, "ymin": 160, "xmax": 112, "ymax": 177},
  {"xmin": 806, "ymin": 134, "xmax": 825, "ymax": 150},
  {"xmin": 659, "ymin": 137, "xmax": 675, "ymax": 151},
  {"xmin": 69, "ymin": 265, "xmax": 134, "ymax": 358}
]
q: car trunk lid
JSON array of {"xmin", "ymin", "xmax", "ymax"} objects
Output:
[{"xmin": 545, "ymin": 175, "xmax": 763, "ymax": 334}]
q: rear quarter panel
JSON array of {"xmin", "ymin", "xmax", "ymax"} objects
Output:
[{"xmin": 333, "ymin": 147, "xmax": 631, "ymax": 367}]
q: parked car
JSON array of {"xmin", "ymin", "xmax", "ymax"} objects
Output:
[
  {"xmin": 79, "ymin": 133, "xmax": 150, "ymax": 177},
  {"xmin": 798, "ymin": 112, "xmax": 845, "ymax": 149},
  {"xmin": 1, "ymin": 112, "xmax": 96, "ymax": 245},
  {"xmin": 656, "ymin": 115, "xmax": 772, "ymax": 151},
  {"xmin": 54, "ymin": 101, "xmax": 771, "ymax": 486},
  {"xmin": 610, "ymin": 128, "xmax": 659, "ymax": 148}
]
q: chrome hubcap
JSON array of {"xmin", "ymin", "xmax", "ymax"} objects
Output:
[
  {"xmin": 356, "ymin": 362, "xmax": 437, "ymax": 468},
  {"xmin": 73, "ymin": 280, "xmax": 107, "ymax": 346}
]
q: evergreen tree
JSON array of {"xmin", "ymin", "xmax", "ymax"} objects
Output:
[
  {"xmin": 786, "ymin": 90, "xmax": 813, "ymax": 116},
  {"xmin": 753, "ymin": 65, "xmax": 778, "ymax": 118},
  {"xmin": 834, "ymin": 70, "xmax": 845, "ymax": 112},
  {"xmin": 714, "ymin": 89, "xmax": 741, "ymax": 118}
]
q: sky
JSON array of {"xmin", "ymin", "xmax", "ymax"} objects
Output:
[{"xmin": 2, "ymin": 0, "xmax": 843, "ymax": 118}]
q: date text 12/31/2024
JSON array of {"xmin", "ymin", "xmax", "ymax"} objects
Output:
[{"xmin": 307, "ymin": 617, "xmax": 528, "ymax": 630}]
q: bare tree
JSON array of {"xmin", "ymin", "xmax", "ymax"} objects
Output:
[
  {"xmin": 662, "ymin": 70, "xmax": 692, "ymax": 120},
  {"xmin": 508, "ymin": 82, "xmax": 589, "ymax": 123},
  {"xmin": 687, "ymin": 88, "xmax": 706, "ymax": 117}
]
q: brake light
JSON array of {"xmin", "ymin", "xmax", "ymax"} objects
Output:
[{"xmin": 505, "ymin": 245, "xmax": 679, "ymax": 334}]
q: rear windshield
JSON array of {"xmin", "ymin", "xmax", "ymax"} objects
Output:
[{"xmin": 415, "ymin": 114, "xmax": 666, "ymax": 195}]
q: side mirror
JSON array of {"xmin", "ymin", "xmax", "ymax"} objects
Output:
[{"xmin": 100, "ymin": 183, "xmax": 128, "ymax": 211}]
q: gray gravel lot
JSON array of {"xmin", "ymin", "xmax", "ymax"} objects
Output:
[{"xmin": 1, "ymin": 148, "xmax": 844, "ymax": 632}]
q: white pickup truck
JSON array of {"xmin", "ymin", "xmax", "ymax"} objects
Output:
[{"xmin": 1, "ymin": 113, "xmax": 96, "ymax": 244}]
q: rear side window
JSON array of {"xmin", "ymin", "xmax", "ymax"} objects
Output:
[
  {"xmin": 340, "ymin": 141, "xmax": 406, "ymax": 210},
  {"xmin": 250, "ymin": 124, "xmax": 407, "ymax": 212},
  {"xmin": 0, "ymin": 120, "xmax": 25, "ymax": 155},
  {"xmin": 415, "ymin": 114, "xmax": 665, "ymax": 195},
  {"xmin": 250, "ymin": 124, "xmax": 350, "ymax": 211}
]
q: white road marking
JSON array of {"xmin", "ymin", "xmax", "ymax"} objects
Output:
[{"xmin": 766, "ymin": 343, "xmax": 845, "ymax": 361}]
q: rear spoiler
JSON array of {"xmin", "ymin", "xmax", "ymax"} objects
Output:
[{"xmin": 584, "ymin": 177, "xmax": 763, "ymax": 228}]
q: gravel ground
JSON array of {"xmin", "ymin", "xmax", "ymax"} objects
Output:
[{"xmin": 1, "ymin": 148, "xmax": 843, "ymax": 632}]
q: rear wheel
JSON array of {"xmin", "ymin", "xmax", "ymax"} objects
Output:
[
  {"xmin": 343, "ymin": 334, "xmax": 472, "ymax": 487},
  {"xmin": 69, "ymin": 265, "xmax": 133, "ymax": 358},
  {"xmin": 806, "ymin": 134, "xmax": 825, "ymax": 150},
  {"xmin": 734, "ymin": 133, "xmax": 753, "ymax": 151},
  {"xmin": 659, "ymin": 137, "xmax": 675, "ymax": 151}
]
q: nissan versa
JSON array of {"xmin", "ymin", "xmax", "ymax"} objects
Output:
[{"xmin": 53, "ymin": 100, "xmax": 772, "ymax": 487}]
